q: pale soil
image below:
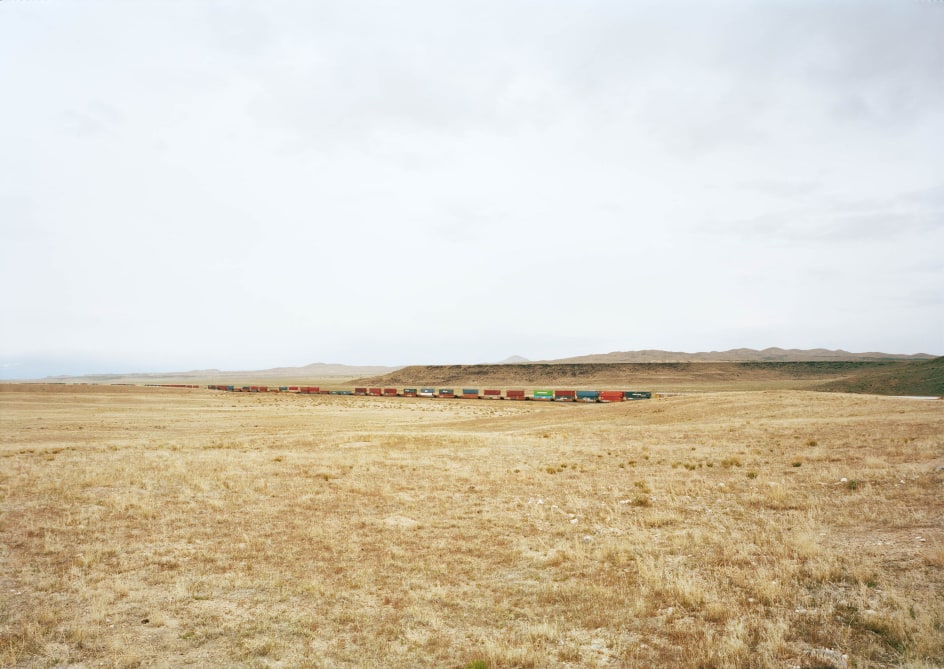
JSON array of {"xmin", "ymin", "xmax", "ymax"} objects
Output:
[{"xmin": 1, "ymin": 385, "xmax": 942, "ymax": 668}]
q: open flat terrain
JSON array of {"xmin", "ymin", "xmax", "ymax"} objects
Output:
[{"xmin": 1, "ymin": 385, "xmax": 943, "ymax": 668}]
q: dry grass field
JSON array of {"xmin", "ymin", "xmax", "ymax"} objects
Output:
[{"xmin": 1, "ymin": 385, "xmax": 942, "ymax": 668}]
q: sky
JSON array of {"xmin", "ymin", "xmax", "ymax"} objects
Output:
[{"xmin": 1, "ymin": 0, "xmax": 942, "ymax": 378}]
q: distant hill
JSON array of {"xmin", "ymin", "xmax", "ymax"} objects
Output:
[
  {"xmin": 540, "ymin": 347, "xmax": 936, "ymax": 364},
  {"xmin": 497, "ymin": 355, "xmax": 531, "ymax": 364}
]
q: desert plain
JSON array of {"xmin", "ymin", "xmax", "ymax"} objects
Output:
[{"xmin": 1, "ymin": 382, "xmax": 942, "ymax": 668}]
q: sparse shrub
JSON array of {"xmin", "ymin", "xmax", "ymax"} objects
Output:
[
  {"xmin": 807, "ymin": 439, "xmax": 818, "ymax": 447},
  {"xmin": 466, "ymin": 661, "xmax": 488, "ymax": 669},
  {"xmin": 792, "ymin": 461, "xmax": 802, "ymax": 467},
  {"xmin": 632, "ymin": 494, "xmax": 651, "ymax": 507},
  {"xmin": 746, "ymin": 471, "xmax": 758, "ymax": 479},
  {"xmin": 721, "ymin": 457, "xmax": 742, "ymax": 468},
  {"xmin": 845, "ymin": 479, "xmax": 859, "ymax": 491}
]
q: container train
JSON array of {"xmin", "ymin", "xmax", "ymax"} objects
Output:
[{"xmin": 202, "ymin": 384, "xmax": 652, "ymax": 402}]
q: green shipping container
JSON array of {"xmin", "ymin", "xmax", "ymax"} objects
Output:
[{"xmin": 533, "ymin": 390, "xmax": 553, "ymax": 398}]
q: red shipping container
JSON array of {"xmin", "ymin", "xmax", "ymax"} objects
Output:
[
  {"xmin": 554, "ymin": 390, "xmax": 576, "ymax": 401},
  {"xmin": 506, "ymin": 390, "xmax": 526, "ymax": 400},
  {"xmin": 354, "ymin": 387, "xmax": 368, "ymax": 395},
  {"xmin": 383, "ymin": 388, "xmax": 398, "ymax": 396},
  {"xmin": 599, "ymin": 391, "xmax": 624, "ymax": 402},
  {"xmin": 483, "ymin": 389, "xmax": 502, "ymax": 399}
]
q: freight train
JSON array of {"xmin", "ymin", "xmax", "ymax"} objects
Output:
[{"xmin": 202, "ymin": 385, "xmax": 652, "ymax": 402}]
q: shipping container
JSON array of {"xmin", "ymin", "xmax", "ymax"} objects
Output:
[
  {"xmin": 483, "ymin": 389, "xmax": 502, "ymax": 399},
  {"xmin": 331, "ymin": 390, "xmax": 353, "ymax": 395},
  {"xmin": 599, "ymin": 391, "xmax": 624, "ymax": 402},
  {"xmin": 623, "ymin": 391, "xmax": 653, "ymax": 400},
  {"xmin": 368, "ymin": 387, "xmax": 382, "ymax": 396},
  {"xmin": 554, "ymin": 390, "xmax": 577, "ymax": 401},
  {"xmin": 576, "ymin": 390, "xmax": 600, "ymax": 402},
  {"xmin": 383, "ymin": 388, "xmax": 398, "ymax": 396},
  {"xmin": 279, "ymin": 387, "xmax": 288, "ymax": 392},
  {"xmin": 419, "ymin": 388, "xmax": 436, "ymax": 397},
  {"xmin": 461, "ymin": 389, "xmax": 479, "ymax": 398},
  {"xmin": 354, "ymin": 387, "xmax": 368, "ymax": 395},
  {"xmin": 402, "ymin": 388, "xmax": 418, "ymax": 397},
  {"xmin": 506, "ymin": 389, "xmax": 526, "ymax": 400},
  {"xmin": 288, "ymin": 386, "xmax": 299, "ymax": 391},
  {"xmin": 438, "ymin": 388, "xmax": 456, "ymax": 398},
  {"xmin": 533, "ymin": 390, "xmax": 553, "ymax": 400}
]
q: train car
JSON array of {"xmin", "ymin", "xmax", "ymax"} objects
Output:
[
  {"xmin": 483, "ymin": 389, "xmax": 502, "ymax": 399},
  {"xmin": 331, "ymin": 390, "xmax": 354, "ymax": 395},
  {"xmin": 506, "ymin": 390, "xmax": 526, "ymax": 400},
  {"xmin": 461, "ymin": 388, "xmax": 480, "ymax": 399},
  {"xmin": 402, "ymin": 388, "xmax": 418, "ymax": 397},
  {"xmin": 368, "ymin": 387, "xmax": 382, "ymax": 396},
  {"xmin": 383, "ymin": 388, "xmax": 398, "ymax": 397},
  {"xmin": 624, "ymin": 391, "xmax": 652, "ymax": 400},
  {"xmin": 288, "ymin": 386, "xmax": 299, "ymax": 392},
  {"xmin": 354, "ymin": 387, "xmax": 368, "ymax": 395},
  {"xmin": 533, "ymin": 390, "xmax": 553, "ymax": 401},
  {"xmin": 438, "ymin": 388, "xmax": 456, "ymax": 398},
  {"xmin": 576, "ymin": 390, "xmax": 600, "ymax": 402},
  {"xmin": 419, "ymin": 387, "xmax": 436, "ymax": 397},
  {"xmin": 554, "ymin": 390, "xmax": 577, "ymax": 402},
  {"xmin": 599, "ymin": 390, "xmax": 623, "ymax": 402}
]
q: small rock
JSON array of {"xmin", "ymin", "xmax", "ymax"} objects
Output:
[{"xmin": 801, "ymin": 647, "xmax": 848, "ymax": 669}]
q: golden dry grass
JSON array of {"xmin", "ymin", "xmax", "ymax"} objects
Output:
[{"xmin": 1, "ymin": 385, "xmax": 942, "ymax": 668}]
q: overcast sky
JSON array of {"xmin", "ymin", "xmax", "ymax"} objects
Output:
[{"xmin": 1, "ymin": 1, "xmax": 942, "ymax": 378}]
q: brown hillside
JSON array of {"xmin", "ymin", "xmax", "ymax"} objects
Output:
[
  {"xmin": 354, "ymin": 360, "xmax": 916, "ymax": 392},
  {"xmin": 819, "ymin": 356, "xmax": 944, "ymax": 397}
]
